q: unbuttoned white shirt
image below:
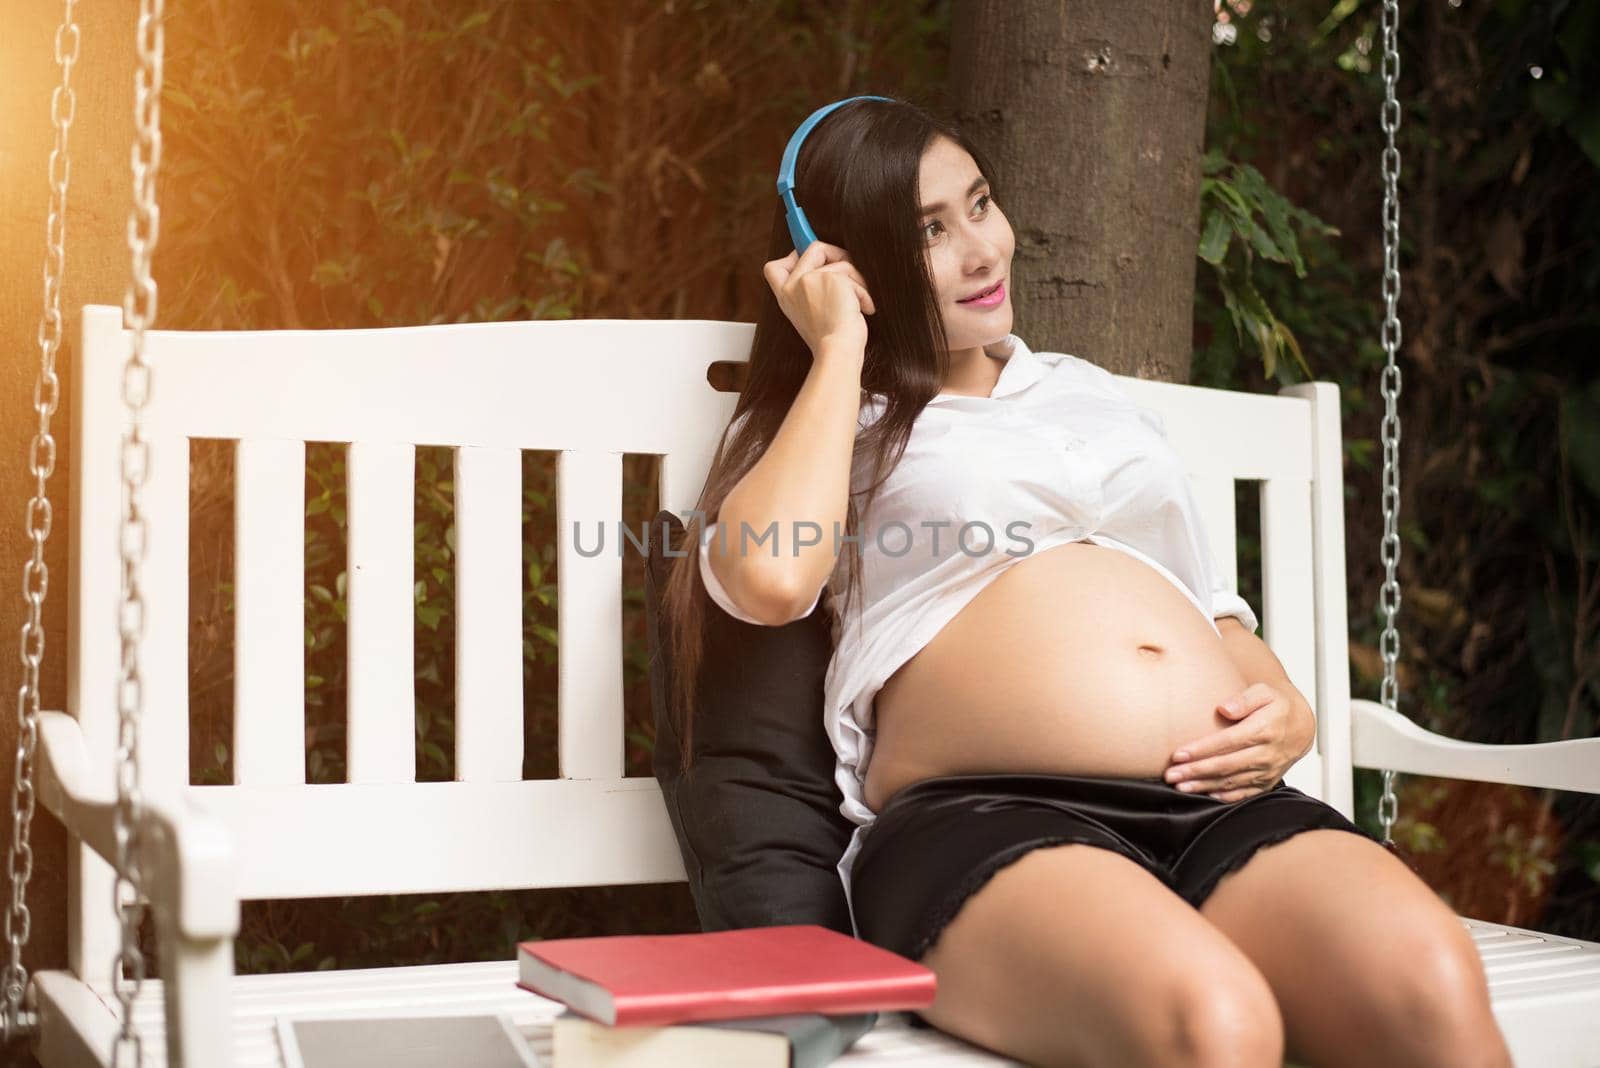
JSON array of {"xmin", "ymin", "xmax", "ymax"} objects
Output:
[{"xmin": 697, "ymin": 332, "xmax": 1259, "ymax": 936}]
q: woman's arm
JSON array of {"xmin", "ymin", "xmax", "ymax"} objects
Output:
[{"xmin": 708, "ymin": 333, "xmax": 864, "ymax": 624}]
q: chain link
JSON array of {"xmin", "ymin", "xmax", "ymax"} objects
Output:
[
  {"xmin": 1377, "ymin": 0, "xmax": 1406, "ymax": 847},
  {"xmin": 3, "ymin": 0, "xmax": 80, "ymax": 1047},
  {"xmin": 111, "ymin": 1, "xmax": 167, "ymax": 1063}
]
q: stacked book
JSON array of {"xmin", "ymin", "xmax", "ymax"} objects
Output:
[{"xmin": 515, "ymin": 924, "xmax": 938, "ymax": 1067}]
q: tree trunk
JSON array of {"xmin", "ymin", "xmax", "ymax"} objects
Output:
[{"xmin": 948, "ymin": 0, "xmax": 1214, "ymax": 382}]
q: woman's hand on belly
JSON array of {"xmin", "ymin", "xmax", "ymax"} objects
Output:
[{"xmin": 1162, "ymin": 681, "xmax": 1316, "ymax": 802}]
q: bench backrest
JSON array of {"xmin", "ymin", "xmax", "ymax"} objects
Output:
[{"xmin": 65, "ymin": 303, "xmax": 1352, "ymax": 967}]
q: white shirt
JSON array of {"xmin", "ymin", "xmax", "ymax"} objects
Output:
[{"xmin": 698, "ymin": 332, "xmax": 1259, "ymax": 936}]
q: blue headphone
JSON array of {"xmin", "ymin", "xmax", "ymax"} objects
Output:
[{"xmin": 777, "ymin": 95, "xmax": 894, "ymax": 254}]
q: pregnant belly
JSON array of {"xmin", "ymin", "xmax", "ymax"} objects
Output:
[{"xmin": 863, "ymin": 538, "xmax": 1251, "ymax": 813}]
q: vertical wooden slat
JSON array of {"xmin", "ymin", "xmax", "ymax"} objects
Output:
[
  {"xmin": 140, "ymin": 432, "xmax": 191, "ymax": 798},
  {"xmin": 346, "ymin": 441, "xmax": 416, "ymax": 783},
  {"xmin": 1282, "ymin": 381, "xmax": 1353, "ymax": 809},
  {"xmin": 233, "ymin": 439, "xmax": 307, "ymax": 784},
  {"xmin": 453, "ymin": 446, "xmax": 525, "ymax": 781},
  {"xmin": 555, "ymin": 451, "xmax": 624, "ymax": 780},
  {"xmin": 658, "ymin": 451, "xmax": 693, "ymax": 523},
  {"xmin": 1260, "ymin": 475, "xmax": 1319, "ymax": 731},
  {"xmin": 1262, "ymin": 468, "xmax": 1327, "ymax": 800}
]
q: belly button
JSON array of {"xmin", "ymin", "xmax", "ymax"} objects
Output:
[{"xmin": 1136, "ymin": 644, "xmax": 1164, "ymax": 657}]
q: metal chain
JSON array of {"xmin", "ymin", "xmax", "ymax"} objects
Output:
[
  {"xmin": 1376, "ymin": 0, "xmax": 1405, "ymax": 847},
  {"xmin": 3, "ymin": 0, "xmax": 80, "ymax": 1046},
  {"xmin": 111, "ymin": 1, "xmax": 167, "ymax": 1063}
]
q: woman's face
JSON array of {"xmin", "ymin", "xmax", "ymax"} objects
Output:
[{"xmin": 917, "ymin": 135, "xmax": 1015, "ymax": 353}]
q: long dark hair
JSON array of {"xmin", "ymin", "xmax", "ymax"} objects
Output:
[{"xmin": 660, "ymin": 95, "xmax": 1003, "ymax": 772}]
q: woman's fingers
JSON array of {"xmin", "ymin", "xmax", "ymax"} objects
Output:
[
  {"xmin": 1167, "ymin": 746, "xmax": 1272, "ymax": 794},
  {"xmin": 810, "ymin": 261, "xmax": 875, "ymax": 313},
  {"xmin": 764, "ymin": 245, "xmax": 828, "ymax": 289},
  {"xmin": 762, "ymin": 255, "xmax": 794, "ymax": 290}
]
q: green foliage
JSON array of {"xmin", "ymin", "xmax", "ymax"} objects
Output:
[
  {"xmin": 1208, "ymin": 0, "xmax": 1600, "ymax": 937},
  {"xmin": 162, "ymin": 1, "xmax": 591, "ymax": 331},
  {"xmin": 1196, "ymin": 150, "xmax": 1338, "ymax": 379}
]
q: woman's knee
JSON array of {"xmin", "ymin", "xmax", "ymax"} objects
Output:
[
  {"xmin": 1375, "ymin": 920, "xmax": 1509, "ymax": 1063},
  {"xmin": 1150, "ymin": 957, "xmax": 1285, "ymax": 1068}
]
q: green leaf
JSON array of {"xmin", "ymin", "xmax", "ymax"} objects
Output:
[
  {"xmin": 1198, "ymin": 211, "xmax": 1232, "ymax": 265},
  {"xmin": 1214, "ymin": 269, "xmax": 1251, "ymax": 351},
  {"xmin": 1274, "ymin": 320, "xmax": 1312, "ymax": 378},
  {"xmin": 1244, "ymin": 217, "xmax": 1288, "ymax": 263},
  {"xmin": 1219, "ymin": 270, "xmax": 1278, "ymax": 375},
  {"xmin": 1237, "ymin": 164, "xmax": 1306, "ymax": 275},
  {"xmin": 1204, "ymin": 177, "xmax": 1254, "ymax": 221}
]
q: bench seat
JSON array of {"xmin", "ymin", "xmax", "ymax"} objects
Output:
[{"xmin": 33, "ymin": 918, "xmax": 1600, "ymax": 1066}]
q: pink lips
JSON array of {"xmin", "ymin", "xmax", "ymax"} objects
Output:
[{"xmin": 958, "ymin": 280, "xmax": 1005, "ymax": 308}]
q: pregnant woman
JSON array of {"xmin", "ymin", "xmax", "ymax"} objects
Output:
[{"xmin": 660, "ymin": 96, "xmax": 1513, "ymax": 1068}]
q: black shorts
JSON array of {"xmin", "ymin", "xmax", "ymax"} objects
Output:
[{"xmin": 850, "ymin": 772, "xmax": 1379, "ymax": 982}]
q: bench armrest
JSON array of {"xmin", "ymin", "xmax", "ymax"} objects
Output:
[
  {"xmin": 1351, "ymin": 698, "xmax": 1600, "ymax": 796},
  {"xmin": 36, "ymin": 710, "xmax": 239, "ymax": 939}
]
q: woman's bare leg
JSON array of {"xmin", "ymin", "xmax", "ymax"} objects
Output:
[
  {"xmin": 1198, "ymin": 828, "xmax": 1515, "ymax": 1068},
  {"xmin": 916, "ymin": 842, "xmax": 1285, "ymax": 1067}
]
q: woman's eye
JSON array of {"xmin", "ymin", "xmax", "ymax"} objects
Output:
[{"xmin": 923, "ymin": 194, "xmax": 993, "ymax": 240}]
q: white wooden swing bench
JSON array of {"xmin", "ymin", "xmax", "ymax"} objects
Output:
[{"xmin": 28, "ymin": 304, "xmax": 1600, "ymax": 1067}]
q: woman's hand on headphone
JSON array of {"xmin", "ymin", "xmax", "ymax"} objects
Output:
[{"xmin": 763, "ymin": 240, "xmax": 875, "ymax": 356}]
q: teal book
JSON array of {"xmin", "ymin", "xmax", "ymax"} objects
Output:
[{"xmin": 550, "ymin": 1007, "xmax": 878, "ymax": 1067}]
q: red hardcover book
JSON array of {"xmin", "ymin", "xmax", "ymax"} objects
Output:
[{"xmin": 514, "ymin": 924, "xmax": 936, "ymax": 1027}]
